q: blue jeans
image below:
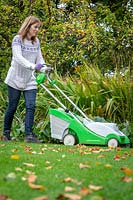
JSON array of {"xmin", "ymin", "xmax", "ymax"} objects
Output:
[{"xmin": 4, "ymin": 86, "xmax": 37, "ymax": 135}]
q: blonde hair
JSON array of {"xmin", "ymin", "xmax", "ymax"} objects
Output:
[{"xmin": 18, "ymin": 16, "xmax": 41, "ymax": 43}]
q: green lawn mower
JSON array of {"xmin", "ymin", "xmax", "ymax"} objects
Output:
[{"xmin": 34, "ymin": 67, "xmax": 130, "ymax": 148}]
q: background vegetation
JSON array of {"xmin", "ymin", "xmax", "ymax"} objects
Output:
[{"xmin": 0, "ymin": 0, "xmax": 132, "ymax": 142}]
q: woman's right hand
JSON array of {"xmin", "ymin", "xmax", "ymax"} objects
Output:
[{"xmin": 35, "ymin": 63, "xmax": 43, "ymax": 70}]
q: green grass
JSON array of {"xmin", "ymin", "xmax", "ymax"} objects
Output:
[{"xmin": 0, "ymin": 142, "xmax": 133, "ymax": 200}]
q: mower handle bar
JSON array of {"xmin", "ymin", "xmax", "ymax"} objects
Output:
[{"xmin": 32, "ymin": 65, "xmax": 93, "ymax": 123}]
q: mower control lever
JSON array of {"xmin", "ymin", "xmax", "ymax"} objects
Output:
[{"xmin": 40, "ymin": 64, "xmax": 54, "ymax": 74}]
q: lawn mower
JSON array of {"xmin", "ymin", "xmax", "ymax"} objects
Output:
[{"xmin": 33, "ymin": 66, "xmax": 130, "ymax": 148}]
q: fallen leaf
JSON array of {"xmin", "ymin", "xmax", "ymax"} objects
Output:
[
  {"xmin": 23, "ymin": 162, "xmax": 35, "ymax": 167},
  {"xmin": 67, "ymin": 148, "xmax": 74, "ymax": 153},
  {"xmin": 45, "ymin": 166, "xmax": 53, "ymax": 170},
  {"xmin": 0, "ymin": 144, "xmax": 6, "ymax": 147},
  {"xmin": 64, "ymin": 186, "xmax": 75, "ymax": 192},
  {"xmin": 124, "ymin": 152, "xmax": 131, "ymax": 157},
  {"xmin": 116, "ymin": 147, "xmax": 121, "ymax": 151},
  {"xmin": 27, "ymin": 174, "xmax": 37, "ymax": 183},
  {"xmin": 24, "ymin": 146, "xmax": 32, "ymax": 151},
  {"xmin": 31, "ymin": 151, "xmax": 37, "ymax": 154},
  {"xmin": 79, "ymin": 163, "xmax": 90, "ymax": 169},
  {"xmin": 0, "ymin": 194, "xmax": 9, "ymax": 200},
  {"xmin": 52, "ymin": 149, "xmax": 59, "ymax": 152},
  {"xmin": 63, "ymin": 177, "xmax": 81, "ymax": 185},
  {"xmin": 56, "ymin": 193, "xmax": 81, "ymax": 200},
  {"xmin": 21, "ymin": 177, "xmax": 27, "ymax": 181},
  {"xmin": 113, "ymin": 154, "xmax": 121, "ymax": 160},
  {"xmin": 45, "ymin": 161, "xmax": 50, "ymax": 164},
  {"xmin": 38, "ymin": 152, "xmax": 44, "ymax": 155},
  {"xmin": 89, "ymin": 184, "xmax": 103, "ymax": 191},
  {"xmin": 104, "ymin": 164, "xmax": 112, "ymax": 168},
  {"xmin": 15, "ymin": 167, "xmax": 23, "ymax": 172},
  {"xmin": 32, "ymin": 196, "xmax": 48, "ymax": 200},
  {"xmin": 26, "ymin": 174, "xmax": 45, "ymax": 190},
  {"xmin": 121, "ymin": 156, "xmax": 127, "ymax": 160},
  {"xmin": 26, "ymin": 170, "xmax": 35, "ymax": 175},
  {"xmin": 97, "ymin": 154, "xmax": 105, "ymax": 158},
  {"xmin": 79, "ymin": 187, "xmax": 90, "ymax": 196},
  {"xmin": 121, "ymin": 176, "xmax": 132, "ymax": 182},
  {"xmin": 11, "ymin": 148, "xmax": 18, "ymax": 152},
  {"xmin": 104, "ymin": 148, "xmax": 113, "ymax": 152},
  {"xmin": 121, "ymin": 167, "xmax": 133, "ymax": 175},
  {"xmin": 29, "ymin": 183, "xmax": 45, "ymax": 190},
  {"xmin": 91, "ymin": 147, "xmax": 101, "ymax": 153},
  {"xmin": 11, "ymin": 154, "xmax": 20, "ymax": 160}
]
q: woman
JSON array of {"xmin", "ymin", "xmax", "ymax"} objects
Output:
[{"xmin": 3, "ymin": 16, "xmax": 50, "ymax": 142}]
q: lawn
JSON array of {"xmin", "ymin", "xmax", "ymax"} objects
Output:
[{"xmin": 0, "ymin": 142, "xmax": 133, "ymax": 200}]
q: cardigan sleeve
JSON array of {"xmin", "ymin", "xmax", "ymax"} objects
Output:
[{"xmin": 12, "ymin": 35, "xmax": 35, "ymax": 69}]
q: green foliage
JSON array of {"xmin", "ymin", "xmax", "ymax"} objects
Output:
[{"xmin": 0, "ymin": 0, "xmax": 132, "ymax": 76}]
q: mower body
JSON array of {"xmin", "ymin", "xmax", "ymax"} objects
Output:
[{"xmin": 49, "ymin": 108, "xmax": 130, "ymax": 146}]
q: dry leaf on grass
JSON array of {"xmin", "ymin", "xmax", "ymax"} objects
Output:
[
  {"xmin": 79, "ymin": 163, "xmax": 90, "ymax": 169},
  {"xmin": 29, "ymin": 183, "xmax": 45, "ymax": 190},
  {"xmin": 15, "ymin": 167, "xmax": 23, "ymax": 172},
  {"xmin": 45, "ymin": 166, "xmax": 53, "ymax": 170},
  {"xmin": 91, "ymin": 147, "xmax": 101, "ymax": 153},
  {"xmin": 32, "ymin": 196, "xmax": 48, "ymax": 200},
  {"xmin": 26, "ymin": 170, "xmax": 35, "ymax": 175},
  {"xmin": 23, "ymin": 162, "xmax": 35, "ymax": 167},
  {"xmin": 124, "ymin": 152, "xmax": 131, "ymax": 157},
  {"xmin": 104, "ymin": 164, "xmax": 112, "ymax": 168},
  {"xmin": 67, "ymin": 148, "xmax": 74, "ymax": 153},
  {"xmin": 45, "ymin": 161, "xmax": 50, "ymax": 164},
  {"xmin": 0, "ymin": 144, "xmax": 6, "ymax": 147},
  {"xmin": 121, "ymin": 176, "xmax": 132, "ymax": 182},
  {"xmin": 27, "ymin": 174, "xmax": 37, "ymax": 183},
  {"xmin": 97, "ymin": 154, "xmax": 105, "ymax": 158},
  {"xmin": 79, "ymin": 187, "xmax": 90, "ymax": 196},
  {"xmin": 11, "ymin": 148, "xmax": 18, "ymax": 152},
  {"xmin": 27, "ymin": 174, "xmax": 45, "ymax": 190},
  {"xmin": 121, "ymin": 167, "xmax": 133, "ymax": 175},
  {"xmin": 116, "ymin": 147, "xmax": 121, "ymax": 151},
  {"xmin": 89, "ymin": 184, "xmax": 103, "ymax": 191},
  {"xmin": 11, "ymin": 154, "xmax": 20, "ymax": 160},
  {"xmin": 56, "ymin": 193, "xmax": 81, "ymax": 200},
  {"xmin": 24, "ymin": 146, "xmax": 32, "ymax": 151},
  {"xmin": 64, "ymin": 186, "xmax": 75, "ymax": 192},
  {"xmin": 113, "ymin": 154, "xmax": 121, "ymax": 160},
  {"xmin": 63, "ymin": 177, "xmax": 82, "ymax": 185},
  {"xmin": 31, "ymin": 151, "xmax": 37, "ymax": 154},
  {"xmin": 0, "ymin": 194, "xmax": 10, "ymax": 200}
]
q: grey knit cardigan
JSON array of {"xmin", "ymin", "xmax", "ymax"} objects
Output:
[{"xmin": 5, "ymin": 35, "xmax": 45, "ymax": 90}]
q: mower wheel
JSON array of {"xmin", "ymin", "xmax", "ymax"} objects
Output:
[
  {"xmin": 107, "ymin": 138, "xmax": 118, "ymax": 148},
  {"xmin": 63, "ymin": 134, "xmax": 76, "ymax": 146}
]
